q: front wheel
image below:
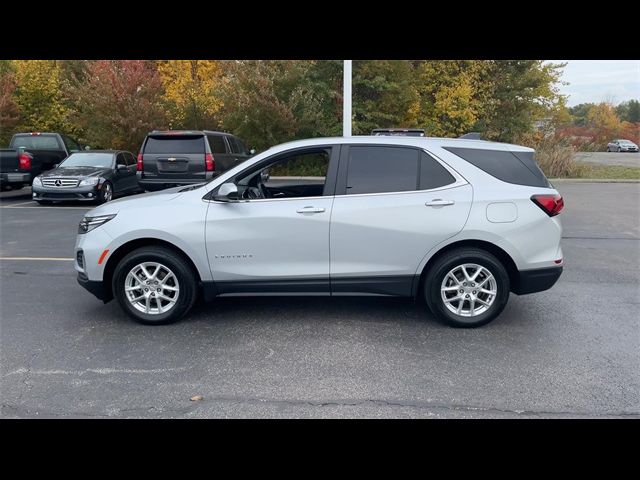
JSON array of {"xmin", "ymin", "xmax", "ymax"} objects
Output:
[
  {"xmin": 97, "ymin": 181, "xmax": 113, "ymax": 204},
  {"xmin": 424, "ymin": 248, "xmax": 510, "ymax": 328},
  {"xmin": 112, "ymin": 246, "xmax": 198, "ymax": 325}
]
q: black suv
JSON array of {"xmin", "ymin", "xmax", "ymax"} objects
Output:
[{"xmin": 136, "ymin": 130, "xmax": 254, "ymax": 191}]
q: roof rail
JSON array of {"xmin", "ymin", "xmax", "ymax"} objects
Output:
[{"xmin": 458, "ymin": 132, "xmax": 483, "ymax": 140}]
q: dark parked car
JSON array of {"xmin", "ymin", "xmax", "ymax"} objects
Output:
[
  {"xmin": 371, "ymin": 128, "xmax": 426, "ymax": 137},
  {"xmin": 0, "ymin": 132, "xmax": 84, "ymax": 191},
  {"xmin": 607, "ymin": 139, "xmax": 639, "ymax": 152},
  {"xmin": 31, "ymin": 150, "xmax": 139, "ymax": 205},
  {"xmin": 136, "ymin": 130, "xmax": 254, "ymax": 191}
]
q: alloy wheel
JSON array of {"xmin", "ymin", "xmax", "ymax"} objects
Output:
[
  {"xmin": 124, "ymin": 262, "xmax": 180, "ymax": 315},
  {"xmin": 440, "ymin": 263, "xmax": 497, "ymax": 317}
]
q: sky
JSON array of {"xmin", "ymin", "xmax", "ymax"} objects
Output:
[{"xmin": 549, "ymin": 60, "xmax": 640, "ymax": 107}]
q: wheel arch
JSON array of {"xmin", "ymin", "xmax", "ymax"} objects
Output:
[
  {"xmin": 102, "ymin": 238, "xmax": 203, "ymax": 302},
  {"xmin": 413, "ymin": 239, "xmax": 520, "ymax": 298}
]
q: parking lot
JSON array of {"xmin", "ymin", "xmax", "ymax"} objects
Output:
[{"xmin": 1, "ymin": 182, "xmax": 639, "ymax": 418}]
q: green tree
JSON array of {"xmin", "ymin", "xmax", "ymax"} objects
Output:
[
  {"xmin": 616, "ymin": 99, "xmax": 640, "ymax": 123},
  {"xmin": 12, "ymin": 60, "xmax": 72, "ymax": 133},
  {"xmin": 352, "ymin": 60, "xmax": 419, "ymax": 134},
  {"xmin": 474, "ymin": 60, "xmax": 567, "ymax": 142},
  {"xmin": 569, "ymin": 103, "xmax": 595, "ymax": 125}
]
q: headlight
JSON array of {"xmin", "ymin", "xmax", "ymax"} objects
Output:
[
  {"xmin": 79, "ymin": 177, "xmax": 100, "ymax": 187},
  {"xmin": 78, "ymin": 214, "xmax": 116, "ymax": 234},
  {"xmin": 32, "ymin": 176, "xmax": 42, "ymax": 186}
]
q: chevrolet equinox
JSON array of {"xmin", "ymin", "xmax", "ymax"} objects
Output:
[{"xmin": 75, "ymin": 136, "xmax": 564, "ymax": 328}]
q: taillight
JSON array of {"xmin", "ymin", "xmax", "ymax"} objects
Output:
[
  {"xmin": 205, "ymin": 153, "xmax": 215, "ymax": 172},
  {"xmin": 137, "ymin": 153, "xmax": 143, "ymax": 172},
  {"xmin": 19, "ymin": 153, "xmax": 31, "ymax": 170},
  {"xmin": 531, "ymin": 194, "xmax": 564, "ymax": 217}
]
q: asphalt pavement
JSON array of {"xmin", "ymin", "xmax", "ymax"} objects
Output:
[
  {"xmin": 574, "ymin": 151, "xmax": 640, "ymax": 168},
  {"xmin": 1, "ymin": 184, "xmax": 639, "ymax": 418}
]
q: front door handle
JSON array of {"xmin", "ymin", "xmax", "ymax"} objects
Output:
[
  {"xmin": 296, "ymin": 206, "xmax": 326, "ymax": 214},
  {"xmin": 425, "ymin": 199, "xmax": 455, "ymax": 207}
]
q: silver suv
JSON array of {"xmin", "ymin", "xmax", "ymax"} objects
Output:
[{"xmin": 75, "ymin": 136, "xmax": 564, "ymax": 328}]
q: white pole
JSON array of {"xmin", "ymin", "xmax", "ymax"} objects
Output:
[{"xmin": 343, "ymin": 60, "xmax": 352, "ymax": 137}]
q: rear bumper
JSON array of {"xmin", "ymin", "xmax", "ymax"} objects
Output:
[
  {"xmin": 138, "ymin": 173, "xmax": 215, "ymax": 191},
  {"xmin": 512, "ymin": 266, "xmax": 563, "ymax": 295},
  {"xmin": 0, "ymin": 172, "xmax": 31, "ymax": 186}
]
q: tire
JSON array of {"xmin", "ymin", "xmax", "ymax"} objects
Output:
[
  {"xmin": 606, "ymin": 147, "xmax": 610, "ymax": 152},
  {"xmin": 112, "ymin": 246, "xmax": 198, "ymax": 325},
  {"xmin": 424, "ymin": 248, "xmax": 510, "ymax": 328},
  {"xmin": 97, "ymin": 181, "xmax": 113, "ymax": 204},
  {"xmin": 36, "ymin": 200, "xmax": 53, "ymax": 205}
]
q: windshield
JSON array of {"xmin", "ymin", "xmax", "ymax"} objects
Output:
[
  {"xmin": 619, "ymin": 140, "xmax": 634, "ymax": 144},
  {"xmin": 60, "ymin": 153, "xmax": 113, "ymax": 168}
]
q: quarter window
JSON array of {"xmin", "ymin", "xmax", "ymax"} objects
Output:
[
  {"xmin": 346, "ymin": 146, "xmax": 419, "ymax": 195},
  {"xmin": 420, "ymin": 152, "xmax": 456, "ymax": 190}
]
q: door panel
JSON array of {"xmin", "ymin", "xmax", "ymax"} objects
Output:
[
  {"xmin": 329, "ymin": 184, "xmax": 473, "ymax": 292},
  {"xmin": 205, "ymin": 198, "xmax": 334, "ymax": 292}
]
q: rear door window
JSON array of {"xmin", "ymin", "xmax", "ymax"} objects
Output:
[
  {"xmin": 443, "ymin": 147, "xmax": 549, "ymax": 188},
  {"xmin": 345, "ymin": 146, "xmax": 419, "ymax": 195},
  {"xmin": 207, "ymin": 135, "xmax": 227, "ymax": 154},
  {"xmin": 144, "ymin": 136, "xmax": 205, "ymax": 154}
]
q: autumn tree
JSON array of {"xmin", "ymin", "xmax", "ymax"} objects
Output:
[
  {"xmin": 70, "ymin": 60, "xmax": 167, "ymax": 152},
  {"xmin": 219, "ymin": 61, "xmax": 308, "ymax": 150},
  {"xmin": 0, "ymin": 61, "xmax": 20, "ymax": 145},
  {"xmin": 12, "ymin": 60, "xmax": 72, "ymax": 133},
  {"xmin": 414, "ymin": 61, "xmax": 484, "ymax": 137},
  {"xmin": 158, "ymin": 60, "xmax": 224, "ymax": 129}
]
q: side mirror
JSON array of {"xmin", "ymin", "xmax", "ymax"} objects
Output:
[
  {"xmin": 117, "ymin": 164, "xmax": 127, "ymax": 171},
  {"xmin": 53, "ymin": 164, "xmax": 59, "ymax": 169},
  {"xmin": 84, "ymin": 145, "xmax": 91, "ymax": 150},
  {"xmin": 249, "ymin": 148, "xmax": 256, "ymax": 155},
  {"xmin": 214, "ymin": 182, "xmax": 239, "ymax": 202}
]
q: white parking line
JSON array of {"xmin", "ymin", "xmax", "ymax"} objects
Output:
[
  {"xmin": 5, "ymin": 201, "xmax": 38, "ymax": 206},
  {"xmin": 0, "ymin": 257, "xmax": 74, "ymax": 261}
]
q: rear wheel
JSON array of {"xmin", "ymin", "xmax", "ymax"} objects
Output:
[
  {"xmin": 112, "ymin": 246, "xmax": 198, "ymax": 325},
  {"xmin": 424, "ymin": 248, "xmax": 510, "ymax": 328}
]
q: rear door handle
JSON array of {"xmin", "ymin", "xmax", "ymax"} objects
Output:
[
  {"xmin": 296, "ymin": 207, "xmax": 326, "ymax": 214},
  {"xmin": 425, "ymin": 199, "xmax": 455, "ymax": 207}
]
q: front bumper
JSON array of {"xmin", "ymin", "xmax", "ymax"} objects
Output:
[
  {"xmin": 32, "ymin": 184, "xmax": 99, "ymax": 201},
  {"xmin": 0, "ymin": 172, "xmax": 31, "ymax": 186},
  {"xmin": 77, "ymin": 271, "xmax": 108, "ymax": 301},
  {"xmin": 512, "ymin": 266, "xmax": 563, "ymax": 295}
]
